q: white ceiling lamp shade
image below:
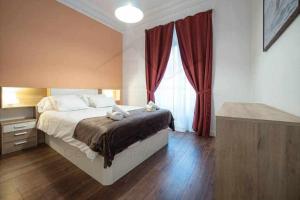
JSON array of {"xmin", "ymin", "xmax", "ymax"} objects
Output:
[{"xmin": 115, "ymin": 5, "xmax": 144, "ymax": 23}]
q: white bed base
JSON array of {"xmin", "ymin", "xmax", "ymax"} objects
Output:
[{"xmin": 45, "ymin": 129, "xmax": 169, "ymax": 185}]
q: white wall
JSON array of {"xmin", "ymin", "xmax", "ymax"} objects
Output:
[
  {"xmin": 251, "ymin": 0, "xmax": 300, "ymax": 117},
  {"xmin": 123, "ymin": 0, "xmax": 253, "ymax": 135}
]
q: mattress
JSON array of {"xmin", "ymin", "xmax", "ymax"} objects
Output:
[{"xmin": 37, "ymin": 105, "xmax": 142, "ymax": 159}]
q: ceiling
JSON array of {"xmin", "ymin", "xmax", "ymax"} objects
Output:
[{"xmin": 57, "ymin": 0, "xmax": 207, "ymax": 33}]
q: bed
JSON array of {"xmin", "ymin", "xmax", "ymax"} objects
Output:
[{"xmin": 37, "ymin": 89, "xmax": 172, "ymax": 185}]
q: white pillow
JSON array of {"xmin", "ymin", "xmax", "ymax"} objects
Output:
[
  {"xmin": 37, "ymin": 96, "xmax": 56, "ymax": 113},
  {"xmin": 88, "ymin": 95, "xmax": 115, "ymax": 108},
  {"xmin": 79, "ymin": 94, "xmax": 91, "ymax": 106},
  {"xmin": 52, "ymin": 95, "xmax": 89, "ymax": 111}
]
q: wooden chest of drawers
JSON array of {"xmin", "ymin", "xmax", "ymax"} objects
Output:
[
  {"xmin": 0, "ymin": 118, "xmax": 37, "ymax": 154},
  {"xmin": 216, "ymin": 103, "xmax": 300, "ymax": 200}
]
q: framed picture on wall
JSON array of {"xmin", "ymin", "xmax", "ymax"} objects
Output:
[{"xmin": 263, "ymin": 0, "xmax": 300, "ymax": 51}]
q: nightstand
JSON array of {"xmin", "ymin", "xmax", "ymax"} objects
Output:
[{"xmin": 0, "ymin": 118, "xmax": 37, "ymax": 155}]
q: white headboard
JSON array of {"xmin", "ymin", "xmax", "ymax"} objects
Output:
[
  {"xmin": 35, "ymin": 88, "xmax": 100, "ymax": 121},
  {"xmin": 50, "ymin": 88, "xmax": 99, "ymax": 96}
]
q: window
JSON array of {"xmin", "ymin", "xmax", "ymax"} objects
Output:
[{"xmin": 155, "ymin": 30, "xmax": 196, "ymax": 132}]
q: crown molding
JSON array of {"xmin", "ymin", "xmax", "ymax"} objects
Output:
[
  {"xmin": 57, "ymin": 0, "xmax": 212, "ymax": 34},
  {"xmin": 130, "ymin": 0, "xmax": 214, "ymax": 33},
  {"xmin": 57, "ymin": 0, "xmax": 125, "ymax": 33}
]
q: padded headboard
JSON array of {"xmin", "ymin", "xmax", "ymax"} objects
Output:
[
  {"xmin": 49, "ymin": 88, "xmax": 100, "ymax": 96},
  {"xmin": 35, "ymin": 88, "xmax": 101, "ymax": 120}
]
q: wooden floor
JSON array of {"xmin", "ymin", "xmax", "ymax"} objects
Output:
[{"xmin": 0, "ymin": 132, "xmax": 215, "ymax": 200}]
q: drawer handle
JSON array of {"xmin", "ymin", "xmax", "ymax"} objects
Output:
[
  {"xmin": 14, "ymin": 125, "xmax": 27, "ymax": 129},
  {"xmin": 14, "ymin": 141, "xmax": 28, "ymax": 146},
  {"xmin": 14, "ymin": 132, "xmax": 28, "ymax": 136}
]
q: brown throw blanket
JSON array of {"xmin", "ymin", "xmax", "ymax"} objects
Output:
[{"xmin": 73, "ymin": 108, "xmax": 174, "ymax": 168}]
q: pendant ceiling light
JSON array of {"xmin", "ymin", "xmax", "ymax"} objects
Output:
[{"xmin": 115, "ymin": 5, "xmax": 144, "ymax": 23}]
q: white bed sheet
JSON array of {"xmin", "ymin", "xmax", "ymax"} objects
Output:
[{"xmin": 37, "ymin": 105, "xmax": 142, "ymax": 159}]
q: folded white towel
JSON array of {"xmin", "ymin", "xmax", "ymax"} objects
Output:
[
  {"xmin": 146, "ymin": 101, "xmax": 159, "ymax": 112},
  {"xmin": 106, "ymin": 111, "xmax": 124, "ymax": 121},
  {"xmin": 112, "ymin": 105, "xmax": 130, "ymax": 117},
  {"xmin": 149, "ymin": 101, "xmax": 159, "ymax": 109}
]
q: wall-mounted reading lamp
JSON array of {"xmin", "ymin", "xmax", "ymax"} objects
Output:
[
  {"xmin": 102, "ymin": 89, "xmax": 121, "ymax": 102},
  {"xmin": 0, "ymin": 87, "xmax": 48, "ymax": 108}
]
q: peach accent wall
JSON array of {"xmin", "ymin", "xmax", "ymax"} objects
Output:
[{"xmin": 0, "ymin": 0, "xmax": 122, "ymax": 89}]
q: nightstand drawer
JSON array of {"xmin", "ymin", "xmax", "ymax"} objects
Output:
[
  {"xmin": 2, "ymin": 121, "xmax": 36, "ymax": 133},
  {"xmin": 2, "ymin": 137, "xmax": 37, "ymax": 154},
  {"xmin": 2, "ymin": 129, "xmax": 37, "ymax": 143}
]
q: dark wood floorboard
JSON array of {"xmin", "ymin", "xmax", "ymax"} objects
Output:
[{"xmin": 0, "ymin": 132, "xmax": 215, "ymax": 200}]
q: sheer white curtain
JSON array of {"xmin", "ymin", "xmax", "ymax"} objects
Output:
[{"xmin": 155, "ymin": 30, "xmax": 196, "ymax": 132}]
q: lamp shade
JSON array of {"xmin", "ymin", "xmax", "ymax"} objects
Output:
[{"xmin": 115, "ymin": 5, "xmax": 144, "ymax": 23}]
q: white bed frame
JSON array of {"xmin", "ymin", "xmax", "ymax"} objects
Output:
[
  {"xmin": 42, "ymin": 88, "xmax": 169, "ymax": 185},
  {"xmin": 46, "ymin": 129, "xmax": 168, "ymax": 185}
]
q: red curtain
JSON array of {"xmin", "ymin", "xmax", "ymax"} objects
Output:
[
  {"xmin": 145, "ymin": 22, "xmax": 174, "ymax": 102},
  {"xmin": 175, "ymin": 10, "xmax": 213, "ymax": 137}
]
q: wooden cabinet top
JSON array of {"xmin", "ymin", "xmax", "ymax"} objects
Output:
[
  {"xmin": 217, "ymin": 103, "xmax": 300, "ymax": 126},
  {"xmin": 0, "ymin": 118, "xmax": 36, "ymax": 126}
]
